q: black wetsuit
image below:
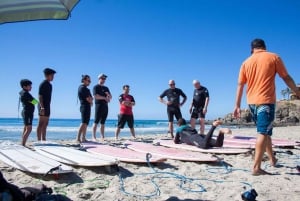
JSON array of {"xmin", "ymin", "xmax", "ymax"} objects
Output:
[
  {"xmin": 93, "ymin": 84, "xmax": 111, "ymax": 124},
  {"xmin": 160, "ymin": 88, "xmax": 187, "ymax": 122},
  {"xmin": 78, "ymin": 84, "xmax": 92, "ymax": 124},
  {"xmin": 38, "ymin": 80, "xmax": 52, "ymax": 117},
  {"xmin": 19, "ymin": 89, "xmax": 35, "ymax": 125},
  {"xmin": 174, "ymin": 125, "xmax": 224, "ymax": 149},
  {"xmin": 191, "ymin": 86, "xmax": 209, "ymax": 119}
]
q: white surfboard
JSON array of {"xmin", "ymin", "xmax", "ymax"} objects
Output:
[
  {"xmin": 0, "ymin": 142, "xmax": 72, "ymax": 175},
  {"xmin": 153, "ymin": 139, "xmax": 251, "ymax": 154},
  {"xmin": 33, "ymin": 141, "xmax": 118, "ymax": 167}
]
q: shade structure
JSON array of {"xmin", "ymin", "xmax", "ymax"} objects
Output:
[{"xmin": 0, "ymin": 0, "xmax": 80, "ymax": 24}]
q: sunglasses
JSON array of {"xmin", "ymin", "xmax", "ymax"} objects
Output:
[{"xmin": 169, "ymin": 83, "xmax": 175, "ymax": 86}]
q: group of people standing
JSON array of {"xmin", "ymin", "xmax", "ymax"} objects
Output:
[
  {"xmin": 76, "ymin": 73, "xmax": 136, "ymax": 142},
  {"xmin": 19, "ymin": 38, "xmax": 300, "ymax": 177}
]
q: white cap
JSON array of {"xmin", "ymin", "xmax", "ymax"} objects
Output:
[
  {"xmin": 98, "ymin": 73, "xmax": 107, "ymax": 79},
  {"xmin": 193, "ymin": 79, "xmax": 200, "ymax": 84}
]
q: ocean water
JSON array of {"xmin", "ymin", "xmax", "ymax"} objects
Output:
[{"xmin": 0, "ymin": 118, "xmax": 171, "ymax": 142}]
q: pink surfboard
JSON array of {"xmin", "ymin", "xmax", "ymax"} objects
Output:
[
  {"xmin": 125, "ymin": 140, "xmax": 218, "ymax": 162},
  {"xmin": 224, "ymin": 135, "xmax": 300, "ymax": 147},
  {"xmin": 82, "ymin": 142, "xmax": 166, "ymax": 163},
  {"xmin": 153, "ymin": 139, "xmax": 251, "ymax": 154}
]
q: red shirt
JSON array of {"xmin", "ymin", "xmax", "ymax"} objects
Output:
[{"xmin": 119, "ymin": 94, "xmax": 135, "ymax": 115}]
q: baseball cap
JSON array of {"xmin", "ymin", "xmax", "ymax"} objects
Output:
[
  {"xmin": 98, "ymin": 73, "xmax": 108, "ymax": 79},
  {"xmin": 193, "ymin": 80, "xmax": 200, "ymax": 84},
  {"xmin": 43, "ymin": 68, "xmax": 56, "ymax": 75}
]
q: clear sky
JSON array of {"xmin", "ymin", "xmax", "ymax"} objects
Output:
[{"xmin": 1, "ymin": 0, "xmax": 300, "ymax": 120}]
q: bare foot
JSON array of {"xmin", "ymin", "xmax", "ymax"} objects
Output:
[
  {"xmin": 212, "ymin": 120, "xmax": 223, "ymax": 127},
  {"xmin": 270, "ymin": 158, "xmax": 278, "ymax": 167},
  {"xmin": 252, "ymin": 169, "xmax": 273, "ymax": 176},
  {"xmin": 219, "ymin": 128, "xmax": 232, "ymax": 135}
]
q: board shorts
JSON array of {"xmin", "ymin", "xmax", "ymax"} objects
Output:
[
  {"xmin": 38, "ymin": 104, "xmax": 50, "ymax": 117},
  {"xmin": 80, "ymin": 105, "xmax": 91, "ymax": 124},
  {"xmin": 94, "ymin": 103, "xmax": 108, "ymax": 124},
  {"xmin": 249, "ymin": 104, "xmax": 275, "ymax": 136},
  {"xmin": 191, "ymin": 107, "xmax": 205, "ymax": 119},
  {"xmin": 22, "ymin": 111, "xmax": 34, "ymax": 126},
  {"xmin": 167, "ymin": 106, "xmax": 182, "ymax": 122},
  {"xmin": 117, "ymin": 114, "xmax": 134, "ymax": 129}
]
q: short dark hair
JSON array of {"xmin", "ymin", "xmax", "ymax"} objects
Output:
[
  {"xmin": 123, "ymin": 85, "xmax": 130, "ymax": 89},
  {"xmin": 81, "ymin": 75, "xmax": 90, "ymax": 83},
  {"xmin": 177, "ymin": 118, "xmax": 187, "ymax": 126},
  {"xmin": 251, "ymin": 38, "xmax": 266, "ymax": 49}
]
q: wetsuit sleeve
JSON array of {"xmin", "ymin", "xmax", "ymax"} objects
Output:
[
  {"xmin": 118, "ymin": 94, "xmax": 123, "ymax": 103},
  {"xmin": 179, "ymin": 89, "xmax": 187, "ymax": 98},
  {"xmin": 200, "ymin": 126, "xmax": 216, "ymax": 149},
  {"xmin": 93, "ymin": 85, "xmax": 97, "ymax": 95},
  {"xmin": 131, "ymin": 95, "xmax": 135, "ymax": 103},
  {"xmin": 204, "ymin": 87, "xmax": 209, "ymax": 98},
  {"xmin": 159, "ymin": 89, "xmax": 167, "ymax": 98}
]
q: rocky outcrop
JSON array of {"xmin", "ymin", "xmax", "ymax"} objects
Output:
[{"xmin": 220, "ymin": 100, "xmax": 300, "ymax": 127}]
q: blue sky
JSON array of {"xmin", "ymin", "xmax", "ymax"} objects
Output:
[{"xmin": 1, "ymin": 0, "xmax": 300, "ymax": 120}]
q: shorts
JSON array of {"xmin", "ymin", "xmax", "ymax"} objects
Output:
[
  {"xmin": 249, "ymin": 104, "xmax": 275, "ymax": 136},
  {"xmin": 167, "ymin": 106, "xmax": 182, "ymax": 122},
  {"xmin": 22, "ymin": 111, "xmax": 34, "ymax": 126},
  {"xmin": 80, "ymin": 105, "xmax": 91, "ymax": 124},
  {"xmin": 117, "ymin": 114, "xmax": 134, "ymax": 129},
  {"xmin": 191, "ymin": 107, "xmax": 205, "ymax": 119},
  {"xmin": 94, "ymin": 103, "xmax": 108, "ymax": 124},
  {"xmin": 38, "ymin": 105, "xmax": 50, "ymax": 117}
]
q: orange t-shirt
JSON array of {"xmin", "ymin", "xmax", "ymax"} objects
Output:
[{"xmin": 238, "ymin": 49, "xmax": 289, "ymax": 104}]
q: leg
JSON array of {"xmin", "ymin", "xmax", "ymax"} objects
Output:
[
  {"xmin": 128, "ymin": 115, "xmax": 136, "ymax": 138},
  {"xmin": 22, "ymin": 125, "xmax": 32, "ymax": 146},
  {"xmin": 92, "ymin": 123, "xmax": 98, "ymax": 140},
  {"xmin": 115, "ymin": 127, "xmax": 121, "ymax": 140},
  {"xmin": 168, "ymin": 122, "xmax": 174, "ymax": 138},
  {"xmin": 76, "ymin": 123, "xmax": 84, "ymax": 142},
  {"xmin": 253, "ymin": 134, "xmax": 271, "ymax": 175},
  {"xmin": 81, "ymin": 123, "xmax": 88, "ymax": 142},
  {"xmin": 266, "ymin": 136, "xmax": 277, "ymax": 166},
  {"xmin": 100, "ymin": 124, "xmax": 105, "ymax": 139},
  {"xmin": 190, "ymin": 118, "xmax": 196, "ymax": 129},
  {"xmin": 130, "ymin": 128, "xmax": 136, "ymax": 138},
  {"xmin": 199, "ymin": 118, "xmax": 205, "ymax": 134},
  {"xmin": 41, "ymin": 117, "xmax": 49, "ymax": 141}
]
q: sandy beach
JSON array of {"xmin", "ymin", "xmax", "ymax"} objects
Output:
[{"xmin": 1, "ymin": 126, "xmax": 299, "ymax": 201}]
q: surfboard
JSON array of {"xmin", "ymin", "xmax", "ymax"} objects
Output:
[
  {"xmin": 225, "ymin": 135, "xmax": 300, "ymax": 147},
  {"xmin": 125, "ymin": 140, "xmax": 218, "ymax": 162},
  {"xmin": 153, "ymin": 139, "xmax": 251, "ymax": 154},
  {"xmin": 82, "ymin": 142, "xmax": 167, "ymax": 163},
  {"xmin": 222, "ymin": 141, "xmax": 255, "ymax": 149},
  {"xmin": 33, "ymin": 141, "xmax": 118, "ymax": 167},
  {"xmin": 0, "ymin": 142, "xmax": 72, "ymax": 175}
]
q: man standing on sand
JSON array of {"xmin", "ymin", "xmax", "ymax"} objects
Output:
[
  {"xmin": 159, "ymin": 80, "xmax": 187, "ymax": 138},
  {"xmin": 189, "ymin": 80, "xmax": 209, "ymax": 134},
  {"xmin": 37, "ymin": 68, "xmax": 56, "ymax": 141},
  {"xmin": 92, "ymin": 73, "xmax": 112, "ymax": 141},
  {"xmin": 115, "ymin": 85, "xmax": 136, "ymax": 140},
  {"xmin": 233, "ymin": 38, "xmax": 300, "ymax": 176}
]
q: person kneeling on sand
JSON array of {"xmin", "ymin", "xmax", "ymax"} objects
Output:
[{"xmin": 174, "ymin": 118, "xmax": 231, "ymax": 149}]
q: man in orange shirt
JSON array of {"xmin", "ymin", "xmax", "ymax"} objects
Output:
[{"xmin": 233, "ymin": 39, "xmax": 300, "ymax": 176}]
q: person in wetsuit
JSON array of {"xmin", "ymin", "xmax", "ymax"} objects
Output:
[
  {"xmin": 19, "ymin": 79, "xmax": 38, "ymax": 146},
  {"xmin": 174, "ymin": 118, "xmax": 231, "ymax": 149},
  {"xmin": 159, "ymin": 80, "xmax": 187, "ymax": 138},
  {"xmin": 76, "ymin": 75, "xmax": 93, "ymax": 143},
  {"xmin": 92, "ymin": 73, "xmax": 112, "ymax": 141},
  {"xmin": 189, "ymin": 80, "xmax": 210, "ymax": 134},
  {"xmin": 37, "ymin": 68, "xmax": 56, "ymax": 141}
]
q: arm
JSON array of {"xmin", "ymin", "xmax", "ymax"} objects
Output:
[
  {"xmin": 203, "ymin": 97, "xmax": 210, "ymax": 114},
  {"xmin": 282, "ymin": 75, "xmax": 300, "ymax": 97},
  {"xmin": 180, "ymin": 95, "xmax": 187, "ymax": 106},
  {"xmin": 233, "ymin": 83, "xmax": 245, "ymax": 118}
]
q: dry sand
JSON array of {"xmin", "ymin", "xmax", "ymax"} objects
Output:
[{"xmin": 1, "ymin": 126, "xmax": 299, "ymax": 201}]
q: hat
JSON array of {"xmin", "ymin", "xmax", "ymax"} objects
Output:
[
  {"xmin": 43, "ymin": 68, "xmax": 56, "ymax": 75},
  {"xmin": 20, "ymin": 79, "xmax": 32, "ymax": 87},
  {"xmin": 98, "ymin": 73, "xmax": 107, "ymax": 79},
  {"xmin": 193, "ymin": 80, "xmax": 200, "ymax": 84}
]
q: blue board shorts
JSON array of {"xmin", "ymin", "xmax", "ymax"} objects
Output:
[{"xmin": 249, "ymin": 104, "xmax": 275, "ymax": 136}]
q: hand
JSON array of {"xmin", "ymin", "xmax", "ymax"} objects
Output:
[
  {"xmin": 39, "ymin": 108, "xmax": 45, "ymax": 116},
  {"xmin": 203, "ymin": 108, "xmax": 207, "ymax": 114},
  {"xmin": 166, "ymin": 101, "xmax": 172, "ymax": 106},
  {"xmin": 233, "ymin": 107, "xmax": 241, "ymax": 118}
]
